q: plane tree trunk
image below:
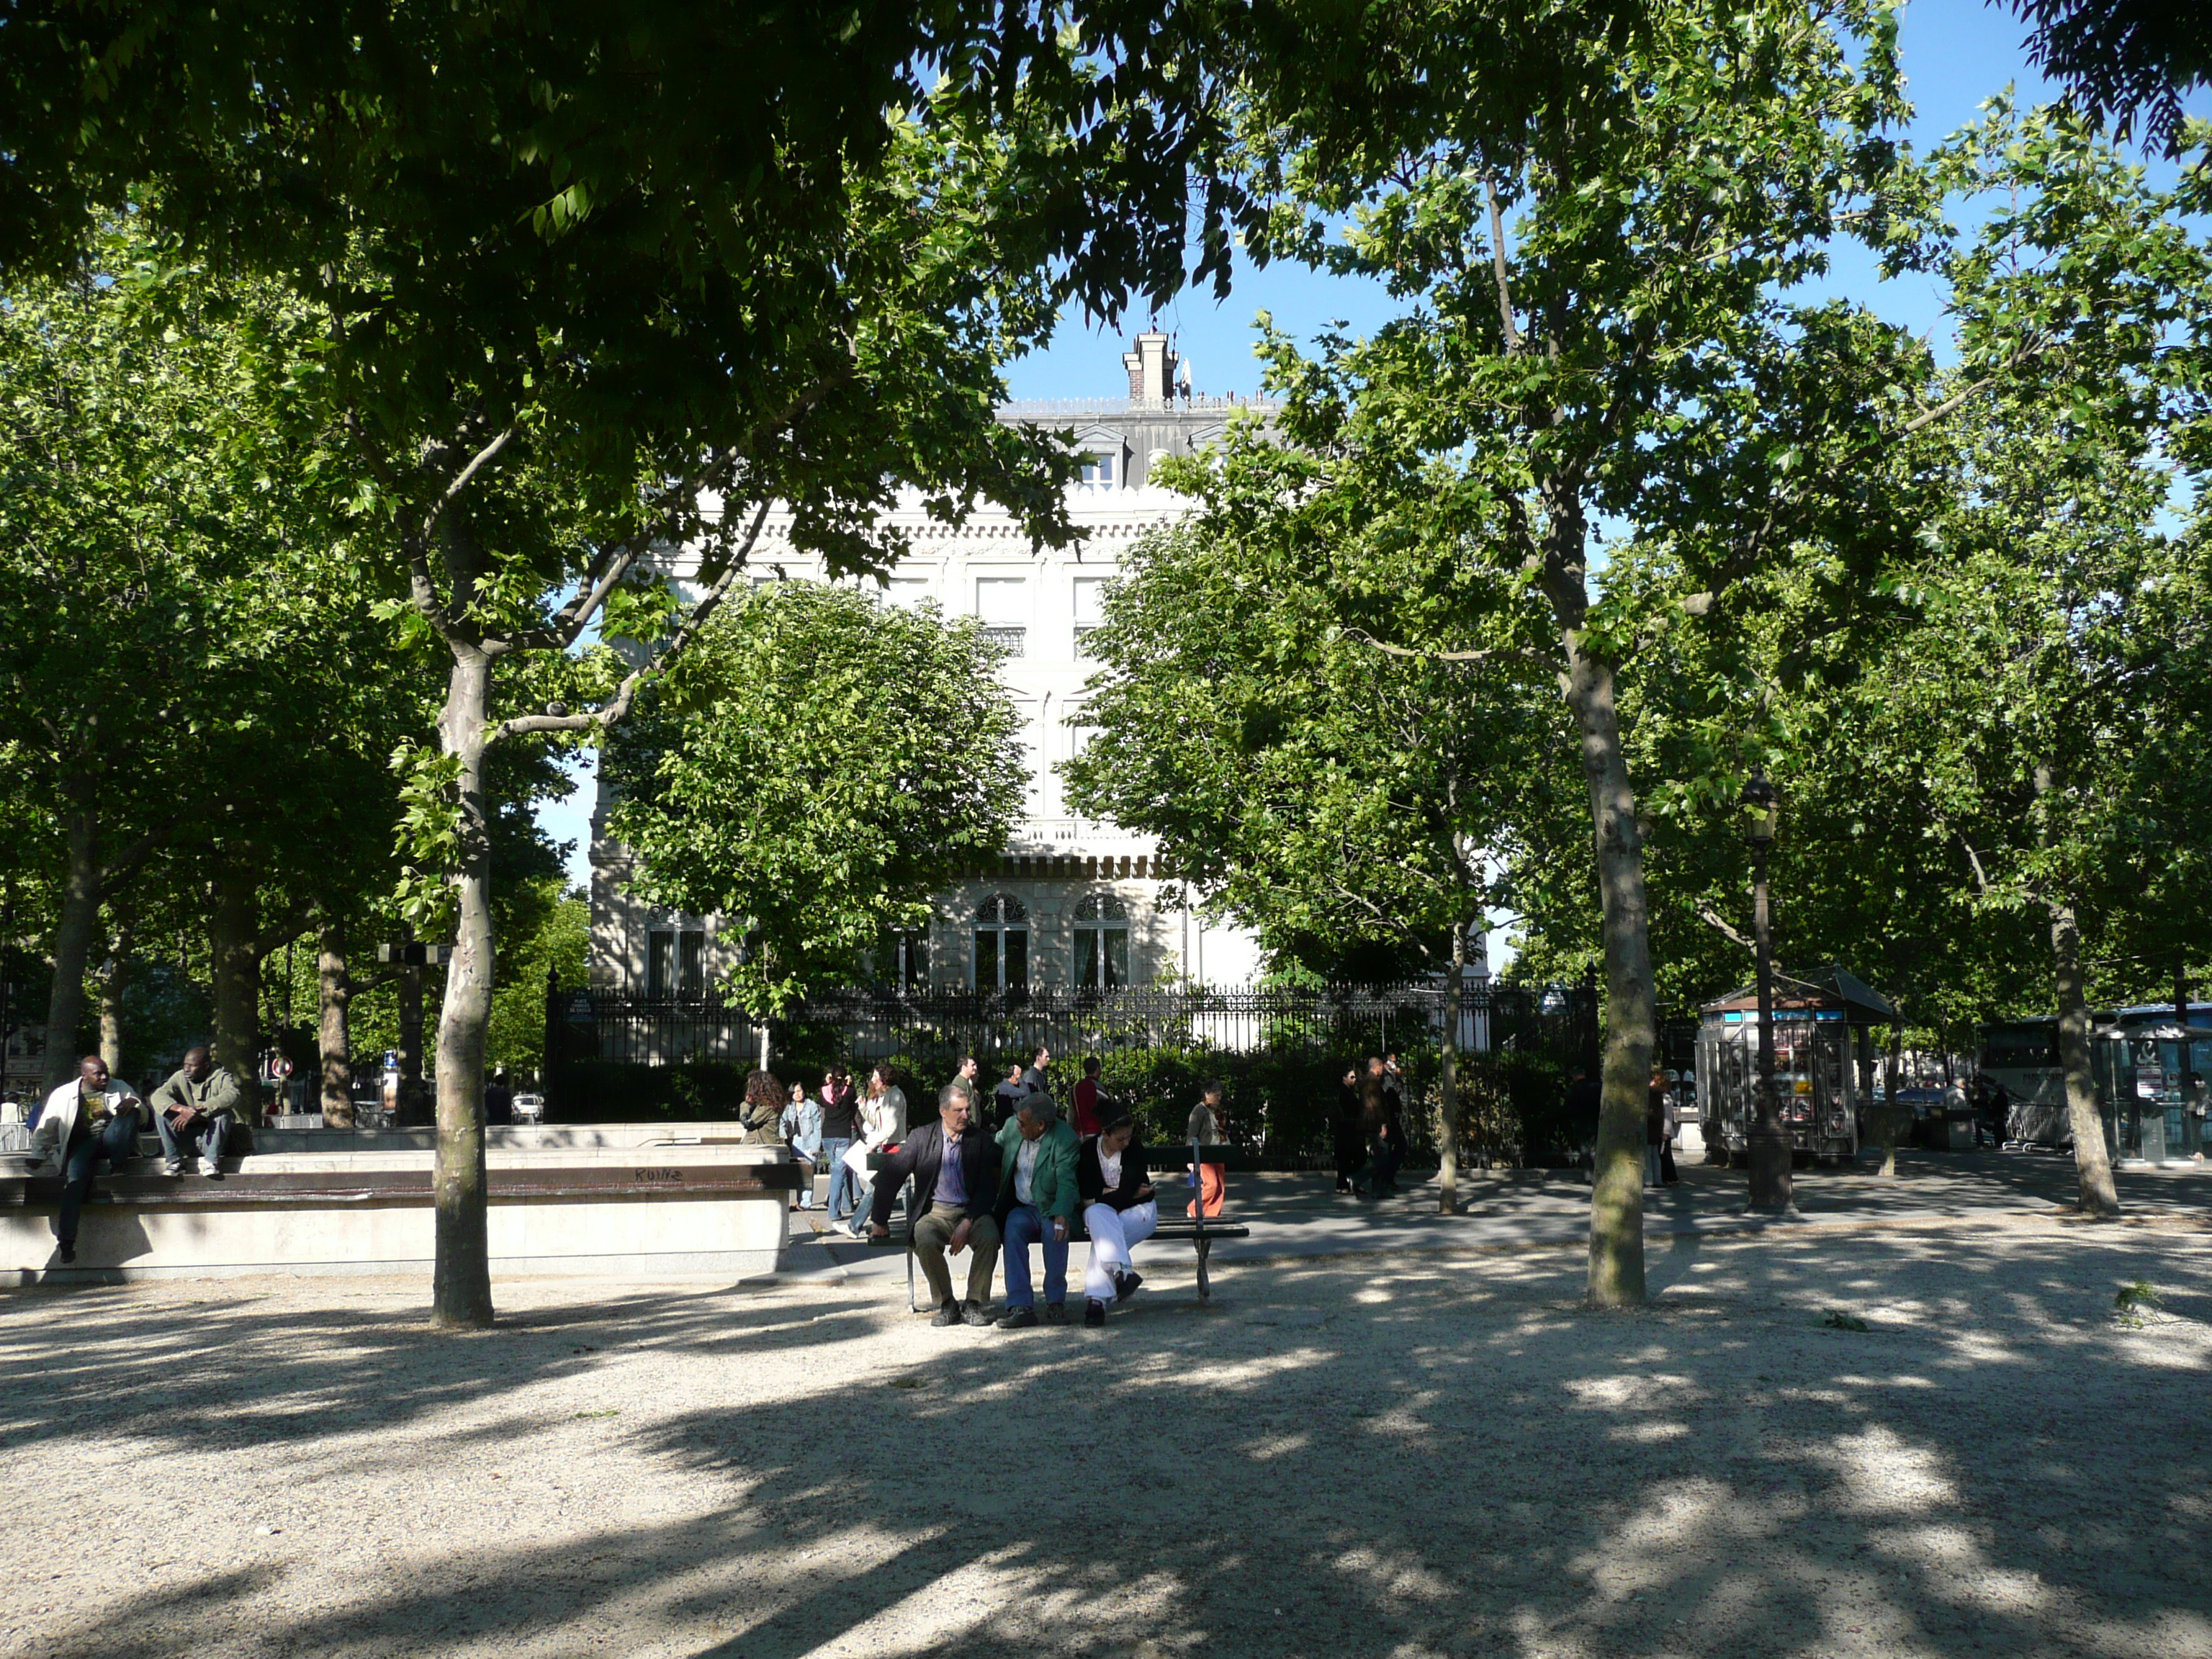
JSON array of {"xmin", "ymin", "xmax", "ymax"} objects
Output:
[{"xmin": 431, "ymin": 647, "xmax": 496, "ymax": 1328}]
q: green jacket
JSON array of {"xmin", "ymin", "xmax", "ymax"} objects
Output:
[{"xmin": 995, "ymin": 1116, "xmax": 1079, "ymax": 1221}]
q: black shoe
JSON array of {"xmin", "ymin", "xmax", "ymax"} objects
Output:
[
  {"xmin": 1042, "ymin": 1303, "xmax": 1069, "ymax": 1326},
  {"xmin": 999, "ymin": 1306, "xmax": 1038, "ymax": 1330},
  {"xmin": 961, "ymin": 1300, "xmax": 995, "ymax": 1328},
  {"xmin": 1114, "ymin": 1269, "xmax": 1143, "ymax": 1304},
  {"xmin": 1334, "ymin": 1180, "xmax": 1353, "ymax": 1194},
  {"xmin": 1084, "ymin": 1299, "xmax": 1107, "ymax": 1328},
  {"xmin": 930, "ymin": 1299, "xmax": 961, "ymax": 1327},
  {"xmin": 58, "ymin": 1244, "xmax": 76, "ymax": 1265}
]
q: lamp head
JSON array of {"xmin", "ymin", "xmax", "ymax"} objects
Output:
[{"xmin": 1739, "ymin": 766, "xmax": 1779, "ymax": 848}]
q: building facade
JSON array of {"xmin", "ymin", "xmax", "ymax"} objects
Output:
[{"xmin": 588, "ymin": 333, "xmax": 1269, "ymax": 997}]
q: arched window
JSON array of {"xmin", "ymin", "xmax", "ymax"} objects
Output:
[
  {"xmin": 974, "ymin": 895, "xmax": 1029, "ymax": 990},
  {"xmin": 1074, "ymin": 894, "xmax": 1130, "ymax": 989}
]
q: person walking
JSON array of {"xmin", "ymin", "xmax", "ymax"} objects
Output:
[
  {"xmin": 994, "ymin": 1092, "xmax": 1079, "ymax": 1327},
  {"xmin": 781, "ymin": 1081, "xmax": 824, "ymax": 1210},
  {"xmin": 149, "ymin": 1046, "xmax": 244, "ymax": 1178},
  {"xmin": 820, "ymin": 1066, "xmax": 865, "ymax": 1228},
  {"xmin": 484, "ymin": 1068, "xmax": 514, "ymax": 1128},
  {"xmin": 1077, "ymin": 1110, "xmax": 1157, "ymax": 1326},
  {"xmin": 1357, "ymin": 1056, "xmax": 1402, "ymax": 1197},
  {"xmin": 32, "ymin": 1056, "xmax": 147, "ymax": 1264},
  {"xmin": 1186, "ymin": 1080, "xmax": 1227, "ymax": 1218},
  {"xmin": 1332, "ymin": 1066, "xmax": 1366, "ymax": 1195},
  {"xmin": 1072, "ymin": 1056, "xmax": 1106, "ymax": 1139},
  {"xmin": 867, "ymin": 1082, "xmax": 1002, "ymax": 1326},
  {"xmin": 1645, "ymin": 1065, "xmax": 1669, "ymax": 1187},
  {"xmin": 1020, "ymin": 1044, "xmax": 1053, "ymax": 1099}
]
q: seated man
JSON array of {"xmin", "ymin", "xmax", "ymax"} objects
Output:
[
  {"xmin": 1076, "ymin": 1110, "xmax": 1158, "ymax": 1327},
  {"xmin": 31, "ymin": 1056, "xmax": 147, "ymax": 1264},
  {"xmin": 993, "ymin": 1092, "xmax": 1079, "ymax": 1329},
  {"xmin": 868, "ymin": 1082, "xmax": 1002, "ymax": 1327},
  {"xmin": 150, "ymin": 1047, "xmax": 245, "ymax": 1179}
]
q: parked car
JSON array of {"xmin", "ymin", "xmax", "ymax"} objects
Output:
[{"xmin": 512, "ymin": 1092, "xmax": 547, "ymax": 1124}]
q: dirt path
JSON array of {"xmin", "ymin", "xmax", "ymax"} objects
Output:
[{"xmin": 2, "ymin": 1219, "xmax": 2207, "ymax": 1658}]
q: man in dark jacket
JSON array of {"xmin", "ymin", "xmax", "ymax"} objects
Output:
[
  {"xmin": 1359, "ymin": 1056, "xmax": 1404, "ymax": 1197},
  {"xmin": 869, "ymin": 1082, "xmax": 1002, "ymax": 1326},
  {"xmin": 1333, "ymin": 1067, "xmax": 1366, "ymax": 1193}
]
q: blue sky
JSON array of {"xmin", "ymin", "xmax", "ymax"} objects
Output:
[{"xmin": 539, "ymin": 0, "xmax": 2205, "ymax": 890}]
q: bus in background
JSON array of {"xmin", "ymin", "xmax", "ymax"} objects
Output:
[
  {"xmin": 1976, "ymin": 1018, "xmax": 2069, "ymax": 1146},
  {"xmin": 1977, "ymin": 1003, "xmax": 2211, "ymax": 1160}
]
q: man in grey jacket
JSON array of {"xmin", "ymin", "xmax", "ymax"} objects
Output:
[{"xmin": 150, "ymin": 1047, "xmax": 245, "ymax": 1179}]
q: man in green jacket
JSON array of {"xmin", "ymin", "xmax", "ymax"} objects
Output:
[
  {"xmin": 994, "ymin": 1092, "xmax": 1079, "ymax": 1328},
  {"xmin": 150, "ymin": 1047, "xmax": 247, "ymax": 1178}
]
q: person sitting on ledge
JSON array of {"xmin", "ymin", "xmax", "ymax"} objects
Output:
[
  {"xmin": 150, "ymin": 1047, "xmax": 245, "ymax": 1179},
  {"xmin": 868, "ymin": 1082, "xmax": 1002, "ymax": 1327},
  {"xmin": 994, "ymin": 1092, "xmax": 1079, "ymax": 1328},
  {"xmin": 1076, "ymin": 1110, "xmax": 1157, "ymax": 1327},
  {"xmin": 32, "ymin": 1056, "xmax": 146, "ymax": 1265}
]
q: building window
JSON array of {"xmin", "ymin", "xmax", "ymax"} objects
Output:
[
  {"xmin": 1074, "ymin": 576, "xmax": 1108, "ymax": 660},
  {"xmin": 647, "ymin": 929, "xmax": 705, "ymax": 999},
  {"xmin": 877, "ymin": 930, "xmax": 929, "ymax": 989},
  {"xmin": 974, "ymin": 894, "xmax": 1029, "ymax": 990},
  {"xmin": 976, "ymin": 576, "xmax": 1028, "ymax": 657},
  {"xmin": 1078, "ymin": 451, "xmax": 1115, "ymax": 488},
  {"xmin": 1074, "ymin": 894, "xmax": 1130, "ymax": 989}
]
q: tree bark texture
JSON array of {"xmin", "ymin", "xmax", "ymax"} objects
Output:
[
  {"xmin": 318, "ymin": 920, "xmax": 354, "ymax": 1128},
  {"xmin": 433, "ymin": 649, "xmax": 496, "ymax": 1328},
  {"xmin": 208, "ymin": 857, "xmax": 264, "ymax": 1123},
  {"xmin": 1566, "ymin": 644, "xmax": 1654, "ymax": 1307},
  {"xmin": 43, "ymin": 792, "xmax": 102, "ymax": 1089},
  {"xmin": 2049, "ymin": 897, "xmax": 2121, "ymax": 1218},
  {"xmin": 96, "ymin": 922, "xmax": 132, "ymax": 1078},
  {"xmin": 1438, "ymin": 921, "xmax": 1464, "ymax": 1214}
]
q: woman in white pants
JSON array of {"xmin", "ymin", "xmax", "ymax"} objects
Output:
[
  {"xmin": 1076, "ymin": 1112, "xmax": 1158, "ymax": 1326},
  {"xmin": 839, "ymin": 1068, "xmax": 910, "ymax": 1236}
]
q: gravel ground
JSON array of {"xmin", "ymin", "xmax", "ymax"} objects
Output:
[{"xmin": 2, "ymin": 1217, "xmax": 2208, "ymax": 1659}]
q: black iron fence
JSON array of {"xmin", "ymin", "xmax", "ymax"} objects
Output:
[{"xmin": 547, "ymin": 979, "xmax": 1601, "ymax": 1167}]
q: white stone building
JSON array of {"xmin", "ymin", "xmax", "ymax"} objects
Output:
[{"xmin": 588, "ymin": 333, "xmax": 1269, "ymax": 997}]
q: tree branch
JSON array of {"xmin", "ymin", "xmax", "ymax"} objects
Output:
[
  {"xmin": 1696, "ymin": 903, "xmax": 1755, "ymax": 953},
  {"xmin": 491, "ymin": 498, "xmax": 775, "ymax": 745},
  {"xmin": 1340, "ymin": 628, "xmax": 1554, "ymax": 674},
  {"xmin": 1483, "ymin": 174, "xmax": 1524, "ymax": 356},
  {"xmin": 421, "ymin": 424, "xmax": 516, "ymax": 541}
]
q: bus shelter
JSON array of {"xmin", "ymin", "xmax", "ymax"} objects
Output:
[{"xmin": 1698, "ymin": 967, "xmax": 1894, "ymax": 1166}]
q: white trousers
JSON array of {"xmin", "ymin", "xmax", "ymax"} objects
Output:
[{"xmin": 1083, "ymin": 1199, "xmax": 1159, "ymax": 1301}]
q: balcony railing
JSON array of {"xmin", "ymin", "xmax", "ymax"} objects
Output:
[{"xmin": 979, "ymin": 625, "xmax": 1026, "ymax": 654}]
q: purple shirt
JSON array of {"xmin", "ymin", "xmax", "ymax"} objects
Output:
[{"xmin": 936, "ymin": 1127, "xmax": 968, "ymax": 1208}]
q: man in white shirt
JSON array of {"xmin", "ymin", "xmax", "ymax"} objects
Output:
[{"xmin": 31, "ymin": 1056, "xmax": 147, "ymax": 1264}]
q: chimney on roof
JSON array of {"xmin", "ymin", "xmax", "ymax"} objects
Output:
[{"xmin": 1122, "ymin": 331, "xmax": 1177, "ymax": 403}]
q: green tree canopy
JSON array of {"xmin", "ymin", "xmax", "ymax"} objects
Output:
[{"xmin": 604, "ymin": 583, "xmax": 1022, "ymax": 1015}]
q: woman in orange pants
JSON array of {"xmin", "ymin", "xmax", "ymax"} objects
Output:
[{"xmin": 1187, "ymin": 1081, "xmax": 1228, "ymax": 1217}]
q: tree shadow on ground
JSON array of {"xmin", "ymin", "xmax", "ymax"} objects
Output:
[{"xmin": 6, "ymin": 1223, "xmax": 2211, "ymax": 1659}]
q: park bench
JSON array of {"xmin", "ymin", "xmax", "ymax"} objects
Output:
[{"xmin": 859, "ymin": 1144, "xmax": 1251, "ymax": 1310}]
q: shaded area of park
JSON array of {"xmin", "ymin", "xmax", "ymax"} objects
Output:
[{"xmin": 1, "ymin": 1220, "xmax": 2208, "ymax": 1658}]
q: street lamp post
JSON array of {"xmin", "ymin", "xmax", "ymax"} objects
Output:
[{"xmin": 1741, "ymin": 766, "xmax": 1792, "ymax": 1212}]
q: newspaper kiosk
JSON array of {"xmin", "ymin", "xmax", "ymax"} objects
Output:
[{"xmin": 1699, "ymin": 968, "xmax": 1894, "ymax": 1167}]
